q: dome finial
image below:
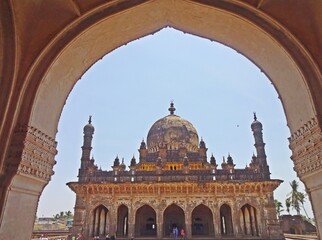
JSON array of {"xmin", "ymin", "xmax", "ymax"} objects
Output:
[
  {"xmin": 168, "ymin": 100, "xmax": 176, "ymax": 115},
  {"xmin": 88, "ymin": 115, "xmax": 92, "ymax": 124},
  {"xmin": 253, "ymin": 112, "xmax": 257, "ymax": 121}
]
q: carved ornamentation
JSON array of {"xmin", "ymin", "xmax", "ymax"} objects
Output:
[
  {"xmin": 68, "ymin": 181, "xmax": 281, "ymax": 196},
  {"xmin": 7, "ymin": 125, "xmax": 57, "ymax": 182},
  {"xmin": 289, "ymin": 117, "xmax": 322, "ymax": 178}
]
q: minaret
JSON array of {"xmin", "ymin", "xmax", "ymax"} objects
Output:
[
  {"xmin": 81, "ymin": 116, "xmax": 94, "ymax": 169},
  {"xmin": 251, "ymin": 113, "xmax": 270, "ymax": 178},
  {"xmin": 80, "ymin": 116, "xmax": 95, "ymax": 171}
]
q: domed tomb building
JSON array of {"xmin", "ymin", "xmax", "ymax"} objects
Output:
[{"xmin": 68, "ymin": 103, "xmax": 283, "ymax": 239}]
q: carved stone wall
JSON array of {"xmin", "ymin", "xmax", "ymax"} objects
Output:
[
  {"xmin": 6, "ymin": 125, "xmax": 57, "ymax": 181},
  {"xmin": 0, "ymin": 125, "xmax": 57, "ymax": 240},
  {"xmin": 289, "ymin": 117, "xmax": 322, "ymax": 179},
  {"xmin": 289, "ymin": 117, "xmax": 322, "ymax": 237},
  {"xmin": 69, "ymin": 181, "xmax": 283, "ymax": 239}
]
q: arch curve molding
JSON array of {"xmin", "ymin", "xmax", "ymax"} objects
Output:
[{"xmin": 25, "ymin": 0, "xmax": 320, "ymax": 138}]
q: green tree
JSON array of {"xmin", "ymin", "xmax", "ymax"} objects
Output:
[
  {"xmin": 286, "ymin": 180, "xmax": 305, "ymax": 215},
  {"xmin": 285, "ymin": 198, "xmax": 291, "ymax": 214},
  {"xmin": 274, "ymin": 199, "xmax": 283, "ymax": 216},
  {"xmin": 65, "ymin": 210, "xmax": 72, "ymax": 218}
]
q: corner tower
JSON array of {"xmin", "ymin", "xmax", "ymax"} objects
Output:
[
  {"xmin": 79, "ymin": 116, "xmax": 95, "ymax": 180},
  {"xmin": 251, "ymin": 113, "xmax": 270, "ymax": 178}
]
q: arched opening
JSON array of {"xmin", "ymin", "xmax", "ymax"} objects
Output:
[
  {"xmin": 163, "ymin": 204, "xmax": 185, "ymax": 237},
  {"xmin": 92, "ymin": 205, "xmax": 108, "ymax": 237},
  {"xmin": 0, "ymin": 1, "xmax": 321, "ymax": 239},
  {"xmin": 240, "ymin": 204, "xmax": 259, "ymax": 236},
  {"xmin": 117, "ymin": 204, "xmax": 128, "ymax": 237},
  {"xmin": 191, "ymin": 204, "xmax": 214, "ymax": 236},
  {"xmin": 135, "ymin": 205, "xmax": 157, "ymax": 237},
  {"xmin": 220, "ymin": 204, "xmax": 233, "ymax": 236}
]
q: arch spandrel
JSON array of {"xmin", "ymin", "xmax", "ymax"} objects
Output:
[
  {"xmin": 134, "ymin": 203, "xmax": 157, "ymax": 214},
  {"xmin": 29, "ymin": 0, "xmax": 318, "ymax": 139}
]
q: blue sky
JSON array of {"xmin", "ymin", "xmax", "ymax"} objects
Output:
[{"xmin": 37, "ymin": 28, "xmax": 313, "ymax": 218}]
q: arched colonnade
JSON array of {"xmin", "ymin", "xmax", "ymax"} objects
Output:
[
  {"xmin": 0, "ymin": 1, "xmax": 321, "ymax": 239},
  {"xmin": 89, "ymin": 202, "xmax": 259, "ymax": 239}
]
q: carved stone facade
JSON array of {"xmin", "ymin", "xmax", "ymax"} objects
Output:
[
  {"xmin": 7, "ymin": 125, "xmax": 57, "ymax": 182},
  {"xmin": 289, "ymin": 117, "xmax": 322, "ymax": 179},
  {"xmin": 0, "ymin": 125, "xmax": 57, "ymax": 240},
  {"xmin": 289, "ymin": 117, "xmax": 322, "ymax": 236},
  {"xmin": 68, "ymin": 103, "xmax": 284, "ymax": 239}
]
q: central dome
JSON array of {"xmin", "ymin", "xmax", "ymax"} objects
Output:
[{"xmin": 146, "ymin": 103, "xmax": 199, "ymax": 152}]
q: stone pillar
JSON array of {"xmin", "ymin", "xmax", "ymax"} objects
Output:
[
  {"xmin": 213, "ymin": 203, "xmax": 221, "ymax": 238},
  {"xmin": 263, "ymin": 193, "xmax": 284, "ymax": 239},
  {"xmin": 0, "ymin": 125, "xmax": 57, "ymax": 240},
  {"xmin": 157, "ymin": 207, "xmax": 163, "ymax": 239},
  {"xmin": 232, "ymin": 201, "xmax": 241, "ymax": 238},
  {"xmin": 69, "ymin": 194, "xmax": 87, "ymax": 238},
  {"xmin": 128, "ymin": 205, "xmax": 135, "ymax": 239},
  {"xmin": 185, "ymin": 207, "xmax": 192, "ymax": 239},
  {"xmin": 289, "ymin": 117, "xmax": 322, "ymax": 239},
  {"xmin": 109, "ymin": 208, "xmax": 117, "ymax": 237}
]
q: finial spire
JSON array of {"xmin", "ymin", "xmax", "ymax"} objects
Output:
[
  {"xmin": 168, "ymin": 101, "xmax": 176, "ymax": 115},
  {"xmin": 253, "ymin": 112, "xmax": 257, "ymax": 121},
  {"xmin": 88, "ymin": 115, "xmax": 92, "ymax": 124}
]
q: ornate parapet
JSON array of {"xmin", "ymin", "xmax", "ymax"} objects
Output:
[
  {"xmin": 289, "ymin": 117, "xmax": 322, "ymax": 179},
  {"xmin": 7, "ymin": 125, "xmax": 57, "ymax": 183},
  {"xmin": 67, "ymin": 180, "xmax": 282, "ymax": 196}
]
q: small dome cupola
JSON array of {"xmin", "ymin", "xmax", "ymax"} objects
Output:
[
  {"xmin": 251, "ymin": 112, "xmax": 263, "ymax": 131},
  {"xmin": 210, "ymin": 154, "xmax": 216, "ymax": 165},
  {"xmin": 199, "ymin": 138, "xmax": 206, "ymax": 148},
  {"xmin": 140, "ymin": 139, "xmax": 147, "ymax": 149},
  {"xmin": 84, "ymin": 116, "xmax": 95, "ymax": 134}
]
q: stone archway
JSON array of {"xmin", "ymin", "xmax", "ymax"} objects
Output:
[
  {"xmin": 92, "ymin": 205, "xmax": 109, "ymax": 237},
  {"xmin": 0, "ymin": 1, "xmax": 321, "ymax": 239},
  {"xmin": 240, "ymin": 204, "xmax": 259, "ymax": 236},
  {"xmin": 117, "ymin": 204, "xmax": 128, "ymax": 237},
  {"xmin": 163, "ymin": 204, "xmax": 185, "ymax": 237},
  {"xmin": 135, "ymin": 205, "xmax": 157, "ymax": 237},
  {"xmin": 191, "ymin": 204, "xmax": 214, "ymax": 236},
  {"xmin": 220, "ymin": 204, "xmax": 234, "ymax": 236}
]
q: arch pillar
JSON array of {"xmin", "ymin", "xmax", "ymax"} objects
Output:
[
  {"xmin": 0, "ymin": 125, "xmax": 57, "ymax": 240},
  {"xmin": 263, "ymin": 193, "xmax": 283, "ymax": 239},
  {"xmin": 70, "ymin": 195, "xmax": 87, "ymax": 237},
  {"xmin": 156, "ymin": 207, "xmax": 163, "ymax": 239},
  {"xmin": 185, "ymin": 206, "xmax": 192, "ymax": 239},
  {"xmin": 128, "ymin": 205, "xmax": 135, "ymax": 239},
  {"xmin": 232, "ymin": 202, "xmax": 241, "ymax": 238},
  {"xmin": 109, "ymin": 208, "xmax": 117, "ymax": 237},
  {"xmin": 213, "ymin": 203, "xmax": 221, "ymax": 238},
  {"xmin": 289, "ymin": 117, "xmax": 322, "ymax": 238}
]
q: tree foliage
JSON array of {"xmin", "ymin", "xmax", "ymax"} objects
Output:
[
  {"xmin": 286, "ymin": 180, "xmax": 306, "ymax": 215},
  {"xmin": 52, "ymin": 210, "xmax": 74, "ymax": 220},
  {"xmin": 274, "ymin": 199, "xmax": 283, "ymax": 216}
]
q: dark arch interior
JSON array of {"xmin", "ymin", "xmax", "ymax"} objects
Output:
[
  {"xmin": 117, "ymin": 204, "xmax": 128, "ymax": 237},
  {"xmin": 163, "ymin": 204, "xmax": 185, "ymax": 237},
  {"xmin": 191, "ymin": 204, "xmax": 214, "ymax": 236},
  {"xmin": 220, "ymin": 204, "xmax": 233, "ymax": 235},
  {"xmin": 92, "ymin": 205, "xmax": 108, "ymax": 237},
  {"xmin": 135, "ymin": 205, "xmax": 157, "ymax": 237}
]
